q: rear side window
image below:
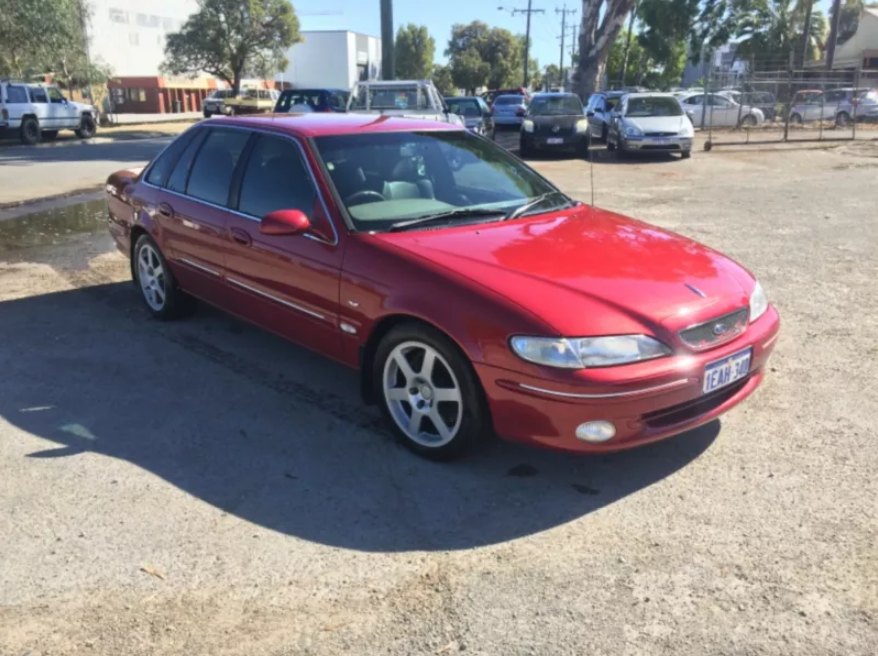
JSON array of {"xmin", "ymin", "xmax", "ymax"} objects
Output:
[
  {"xmin": 186, "ymin": 129, "xmax": 251, "ymax": 206},
  {"xmin": 167, "ymin": 130, "xmax": 209, "ymax": 193},
  {"xmin": 145, "ymin": 130, "xmax": 199, "ymax": 187},
  {"xmin": 329, "ymin": 92, "xmax": 348, "ymax": 111},
  {"xmin": 237, "ymin": 135, "xmax": 316, "ymax": 219},
  {"xmin": 4, "ymin": 86, "xmax": 29, "ymax": 103},
  {"xmin": 28, "ymin": 87, "xmax": 48, "ymax": 103}
]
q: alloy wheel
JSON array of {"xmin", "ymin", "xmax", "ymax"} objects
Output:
[
  {"xmin": 382, "ymin": 341, "xmax": 463, "ymax": 448},
  {"xmin": 137, "ymin": 244, "xmax": 167, "ymax": 311}
]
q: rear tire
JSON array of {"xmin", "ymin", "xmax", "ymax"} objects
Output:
[
  {"xmin": 20, "ymin": 117, "xmax": 40, "ymax": 145},
  {"xmin": 836, "ymin": 111, "xmax": 851, "ymax": 127},
  {"xmin": 75, "ymin": 114, "xmax": 97, "ymax": 139},
  {"xmin": 203, "ymin": 110, "xmax": 213, "ymax": 118},
  {"xmin": 606, "ymin": 138, "xmax": 617, "ymax": 151},
  {"xmin": 374, "ymin": 323, "xmax": 489, "ymax": 461},
  {"xmin": 740, "ymin": 114, "xmax": 758, "ymax": 127},
  {"xmin": 519, "ymin": 140, "xmax": 532, "ymax": 158},
  {"xmin": 132, "ymin": 234, "xmax": 195, "ymax": 320},
  {"xmin": 790, "ymin": 113, "xmax": 803, "ymax": 125}
]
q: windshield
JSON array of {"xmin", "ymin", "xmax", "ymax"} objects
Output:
[
  {"xmin": 351, "ymin": 86, "xmax": 426, "ymax": 110},
  {"xmin": 495, "ymin": 95, "xmax": 524, "ymax": 106},
  {"xmin": 313, "ymin": 131, "xmax": 562, "ymax": 232},
  {"xmin": 446, "ymin": 98, "xmax": 481, "ymax": 118},
  {"xmin": 529, "ymin": 96, "xmax": 583, "ymax": 116},
  {"xmin": 625, "ymin": 97, "xmax": 683, "ymax": 117}
]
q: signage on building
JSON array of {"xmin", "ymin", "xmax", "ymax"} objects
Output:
[{"xmin": 356, "ymin": 51, "xmax": 369, "ymax": 65}]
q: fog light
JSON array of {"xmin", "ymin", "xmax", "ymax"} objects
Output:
[{"xmin": 575, "ymin": 421, "xmax": 616, "ymax": 443}]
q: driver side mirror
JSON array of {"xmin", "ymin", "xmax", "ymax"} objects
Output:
[
  {"xmin": 586, "ymin": 110, "xmax": 595, "ymax": 117},
  {"xmin": 260, "ymin": 209, "xmax": 310, "ymax": 236}
]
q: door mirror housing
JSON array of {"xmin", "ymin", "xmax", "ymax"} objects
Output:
[
  {"xmin": 260, "ymin": 209, "xmax": 310, "ymax": 236},
  {"xmin": 586, "ymin": 110, "xmax": 595, "ymax": 117}
]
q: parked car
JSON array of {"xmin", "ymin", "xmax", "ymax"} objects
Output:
[
  {"xmin": 491, "ymin": 94, "xmax": 528, "ymax": 127},
  {"xmin": 678, "ymin": 92, "xmax": 764, "ymax": 127},
  {"xmin": 202, "ymin": 89, "xmax": 234, "ymax": 118},
  {"xmin": 444, "ymin": 96, "xmax": 495, "ymax": 139},
  {"xmin": 1, "ymin": 80, "xmax": 98, "ymax": 145},
  {"xmin": 585, "ymin": 91, "xmax": 626, "ymax": 141},
  {"xmin": 105, "ymin": 113, "xmax": 779, "ymax": 461},
  {"xmin": 719, "ymin": 90, "xmax": 778, "ymax": 121},
  {"xmin": 348, "ymin": 80, "xmax": 464, "ymax": 126},
  {"xmin": 789, "ymin": 88, "xmax": 878, "ymax": 126},
  {"xmin": 274, "ymin": 88, "xmax": 350, "ymax": 114},
  {"xmin": 483, "ymin": 87, "xmax": 531, "ymax": 105},
  {"xmin": 520, "ymin": 92, "xmax": 590, "ymax": 157},
  {"xmin": 224, "ymin": 88, "xmax": 280, "ymax": 115},
  {"xmin": 606, "ymin": 93, "xmax": 693, "ymax": 158}
]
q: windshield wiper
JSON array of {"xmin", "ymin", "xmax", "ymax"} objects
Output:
[
  {"xmin": 505, "ymin": 191, "xmax": 571, "ymax": 220},
  {"xmin": 388, "ymin": 208, "xmax": 507, "ymax": 232}
]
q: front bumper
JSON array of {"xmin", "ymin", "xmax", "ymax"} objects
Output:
[
  {"xmin": 475, "ymin": 306, "xmax": 780, "ymax": 454},
  {"xmin": 622, "ymin": 135, "xmax": 693, "ymax": 151},
  {"xmin": 522, "ymin": 133, "xmax": 589, "ymax": 150}
]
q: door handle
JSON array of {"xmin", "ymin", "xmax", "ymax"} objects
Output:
[
  {"xmin": 229, "ymin": 226, "xmax": 252, "ymax": 246},
  {"xmin": 157, "ymin": 202, "xmax": 173, "ymax": 218}
]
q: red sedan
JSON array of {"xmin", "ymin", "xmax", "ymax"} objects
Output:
[{"xmin": 105, "ymin": 114, "xmax": 780, "ymax": 461}]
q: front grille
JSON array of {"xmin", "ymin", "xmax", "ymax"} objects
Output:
[
  {"xmin": 643, "ymin": 377, "xmax": 749, "ymax": 429},
  {"xmin": 644, "ymin": 131, "xmax": 678, "ymax": 137},
  {"xmin": 678, "ymin": 308, "xmax": 749, "ymax": 351},
  {"xmin": 535, "ymin": 124, "xmax": 572, "ymax": 136}
]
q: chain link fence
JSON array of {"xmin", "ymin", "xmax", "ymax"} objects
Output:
[{"xmin": 694, "ymin": 65, "xmax": 878, "ymax": 150}]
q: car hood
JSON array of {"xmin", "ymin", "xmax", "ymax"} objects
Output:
[
  {"xmin": 375, "ymin": 205, "xmax": 755, "ymax": 337},
  {"xmin": 623, "ymin": 115, "xmax": 688, "ymax": 132},
  {"xmin": 464, "ymin": 117, "xmax": 482, "ymax": 128},
  {"xmin": 530, "ymin": 114, "xmax": 584, "ymax": 129}
]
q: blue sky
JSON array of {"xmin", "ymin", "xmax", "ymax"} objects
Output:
[{"xmin": 293, "ymin": 0, "xmax": 835, "ymax": 72}]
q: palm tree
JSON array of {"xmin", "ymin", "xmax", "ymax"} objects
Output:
[{"xmin": 734, "ymin": 0, "xmax": 827, "ymax": 70}]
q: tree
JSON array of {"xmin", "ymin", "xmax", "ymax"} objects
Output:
[
  {"xmin": 446, "ymin": 22, "xmax": 522, "ymax": 90},
  {"xmin": 432, "ymin": 64, "xmax": 457, "ymax": 96},
  {"xmin": 163, "ymin": 0, "xmax": 301, "ymax": 95},
  {"xmin": 395, "ymin": 24, "xmax": 435, "ymax": 79},
  {"xmin": 450, "ymin": 48, "xmax": 490, "ymax": 94},
  {"xmin": 734, "ymin": 0, "xmax": 827, "ymax": 69},
  {"xmin": 574, "ymin": 0, "xmax": 638, "ymax": 98},
  {"xmin": 606, "ymin": 35, "xmax": 646, "ymax": 86},
  {"xmin": 543, "ymin": 63, "xmax": 561, "ymax": 88},
  {"xmin": 835, "ymin": 0, "xmax": 878, "ymax": 44}
]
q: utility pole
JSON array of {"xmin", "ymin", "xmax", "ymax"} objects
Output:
[
  {"xmin": 826, "ymin": 0, "xmax": 842, "ymax": 71},
  {"xmin": 380, "ymin": 0, "xmax": 395, "ymax": 80},
  {"xmin": 556, "ymin": 5, "xmax": 577, "ymax": 90},
  {"xmin": 499, "ymin": 2, "xmax": 545, "ymax": 88},
  {"xmin": 799, "ymin": 0, "xmax": 815, "ymax": 67},
  {"xmin": 619, "ymin": 0, "xmax": 638, "ymax": 88},
  {"xmin": 78, "ymin": 0, "xmax": 95, "ymax": 106}
]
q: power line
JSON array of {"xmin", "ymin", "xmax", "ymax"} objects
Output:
[
  {"xmin": 499, "ymin": 2, "xmax": 546, "ymax": 87},
  {"xmin": 555, "ymin": 4, "xmax": 577, "ymax": 89}
]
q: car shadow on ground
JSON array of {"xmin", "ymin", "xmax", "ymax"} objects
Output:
[
  {"xmin": 0, "ymin": 137, "xmax": 172, "ymax": 166},
  {"xmin": 0, "ymin": 282, "xmax": 720, "ymax": 553}
]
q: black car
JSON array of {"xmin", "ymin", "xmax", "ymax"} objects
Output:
[
  {"xmin": 445, "ymin": 96, "xmax": 495, "ymax": 140},
  {"xmin": 274, "ymin": 88, "xmax": 350, "ymax": 113},
  {"xmin": 520, "ymin": 93, "xmax": 590, "ymax": 158}
]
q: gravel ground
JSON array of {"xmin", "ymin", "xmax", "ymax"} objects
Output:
[{"xmin": 0, "ymin": 136, "xmax": 876, "ymax": 656}]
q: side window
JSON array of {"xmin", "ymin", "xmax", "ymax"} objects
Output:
[
  {"xmin": 685, "ymin": 95, "xmax": 702, "ymax": 106},
  {"xmin": 4, "ymin": 86, "xmax": 29, "ymax": 103},
  {"xmin": 238, "ymin": 135, "xmax": 316, "ymax": 219},
  {"xmin": 186, "ymin": 129, "xmax": 251, "ymax": 206},
  {"xmin": 328, "ymin": 93, "xmax": 345, "ymax": 111},
  {"xmin": 145, "ymin": 130, "xmax": 198, "ymax": 186},
  {"xmin": 167, "ymin": 129, "xmax": 209, "ymax": 192},
  {"xmin": 28, "ymin": 87, "xmax": 48, "ymax": 103},
  {"xmin": 47, "ymin": 87, "xmax": 65, "ymax": 104}
]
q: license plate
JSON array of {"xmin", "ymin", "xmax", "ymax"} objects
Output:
[
  {"xmin": 702, "ymin": 347, "xmax": 752, "ymax": 394},
  {"xmin": 654, "ymin": 138, "xmax": 670, "ymax": 145},
  {"xmin": 547, "ymin": 138, "xmax": 564, "ymax": 145}
]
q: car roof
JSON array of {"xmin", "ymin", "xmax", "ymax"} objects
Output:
[
  {"xmin": 445, "ymin": 96, "xmax": 480, "ymax": 100},
  {"xmin": 281, "ymin": 88, "xmax": 348, "ymax": 93},
  {"xmin": 206, "ymin": 113, "xmax": 465, "ymax": 137},
  {"xmin": 532, "ymin": 92, "xmax": 579, "ymax": 98},
  {"xmin": 623, "ymin": 92, "xmax": 679, "ymax": 99},
  {"xmin": 494, "ymin": 94, "xmax": 525, "ymax": 100}
]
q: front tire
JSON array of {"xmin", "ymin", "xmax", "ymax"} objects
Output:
[
  {"xmin": 519, "ymin": 140, "xmax": 532, "ymax": 158},
  {"xmin": 20, "ymin": 117, "xmax": 40, "ymax": 145},
  {"xmin": 75, "ymin": 114, "xmax": 97, "ymax": 139},
  {"xmin": 790, "ymin": 113, "xmax": 803, "ymax": 125},
  {"xmin": 606, "ymin": 138, "xmax": 617, "ymax": 151},
  {"xmin": 836, "ymin": 111, "xmax": 851, "ymax": 127},
  {"xmin": 681, "ymin": 150, "xmax": 692, "ymax": 159},
  {"xmin": 132, "ymin": 235, "xmax": 194, "ymax": 320},
  {"xmin": 740, "ymin": 114, "xmax": 758, "ymax": 127},
  {"xmin": 374, "ymin": 324, "xmax": 488, "ymax": 461}
]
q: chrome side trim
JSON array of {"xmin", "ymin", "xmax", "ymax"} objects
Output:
[
  {"xmin": 179, "ymin": 258, "xmax": 221, "ymax": 277},
  {"xmin": 227, "ymin": 277, "xmax": 326, "ymax": 321},
  {"xmin": 140, "ymin": 124, "xmax": 339, "ymax": 246},
  {"xmin": 518, "ymin": 378, "xmax": 690, "ymax": 399}
]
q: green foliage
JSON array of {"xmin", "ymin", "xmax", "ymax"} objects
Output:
[
  {"xmin": 162, "ymin": 0, "xmax": 301, "ymax": 93},
  {"xmin": 606, "ymin": 36, "xmax": 646, "ymax": 85},
  {"xmin": 836, "ymin": 0, "xmax": 878, "ymax": 44},
  {"xmin": 446, "ymin": 21, "xmax": 522, "ymax": 91},
  {"xmin": 543, "ymin": 63, "xmax": 561, "ymax": 88},
  {"xmin": 734, "ymin": 0, "xmax": 826, "ymax": 69},
  {"xmin": 395, "ymin": 24, "xmax": 435, "ymax": 79},
  {"xmin": 432, "ymin": 64, "xmax": 457, "ymax": 96},
  {"xmin": 0, "ymin": 0, "xmax": 111, "ymax": 88}
]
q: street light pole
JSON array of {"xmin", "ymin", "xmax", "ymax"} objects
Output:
[{"xmin": 380, "ymin": 0, "xmax": 395, "ymax": 80}]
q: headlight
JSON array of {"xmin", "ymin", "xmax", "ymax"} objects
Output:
[
  {"xmin": 749, "ymin": 282, "xmax": 769, "ymax": 322},
  {"xmin": 510, "ymin": 335, "xmax": 671, "ymax": 369},
  {"xmin": 679, "ymin": 124, "xmax": 694, "ymax": 137},
  {"xmin": 522, "ymin": 119, "xmax": 534, "ymax": 133},
  {"xmin": 575, "ymin": 119, "xmax": 589, "ymax": 133},
  {"xmin": 625, "ymin": 125, "xmax": 643, "ymax": 137}
]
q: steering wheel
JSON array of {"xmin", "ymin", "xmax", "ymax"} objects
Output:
[{"xmin": 346, "ymin": 190, "xmax": 386, "ymax": 205}]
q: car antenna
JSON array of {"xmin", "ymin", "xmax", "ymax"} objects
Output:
[{"xmin": 588, "ymin": 132, "xmax": 595, "ymax": 207}]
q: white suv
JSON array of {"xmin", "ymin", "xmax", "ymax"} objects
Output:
[{"xmin": 1, "ymin": 81, "xmax": 99, "ymax": 145}]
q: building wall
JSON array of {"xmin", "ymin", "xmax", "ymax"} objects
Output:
[
  {"xmin": 833, "ymin": 8, "xmax": 878, "ymax": 68},
  {"xmin": 277, "ymin": 31, "xmax": 382, "ymax": 90},
  {"xmin": 88, "ymin": 0, "xmax": 202, "ymax": 78}
]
